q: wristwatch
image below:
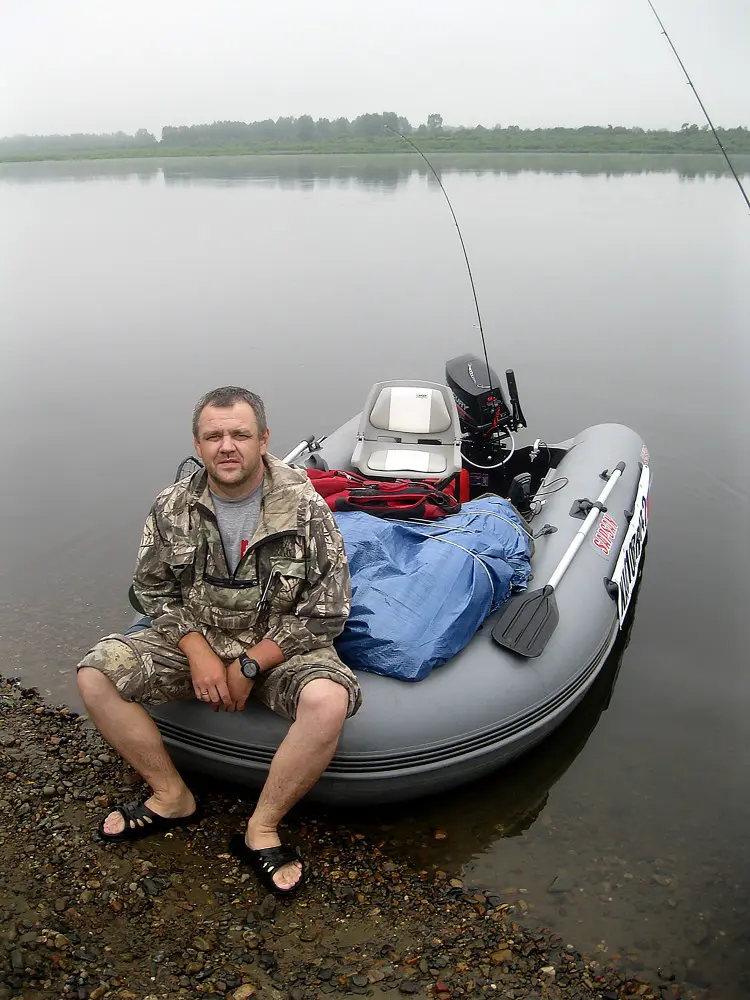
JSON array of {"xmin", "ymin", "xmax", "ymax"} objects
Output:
[{"xmin": 239, "ymin": 653, "xmax": 261, "ymax": 681}]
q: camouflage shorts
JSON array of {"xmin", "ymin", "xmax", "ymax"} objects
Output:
[{"xmin": 77, "ymin": 628, "xmax": 362, "ymax": 721}]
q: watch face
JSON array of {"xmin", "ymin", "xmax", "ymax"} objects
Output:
[{"xmin": 240, "ymin": 655, "xmax": 259, "ymax": 680}]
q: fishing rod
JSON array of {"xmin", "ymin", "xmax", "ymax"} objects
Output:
[
  {"xmin": 384, "ymin": 124, "xmax": 493, "ymax": 391},
  {"xmin": 385, "ymin": 124, "xmax": 526, "ymax": 471},
  {"xmin": 646, "ymin": 0, "xmax": 750, "ymax": 213}
]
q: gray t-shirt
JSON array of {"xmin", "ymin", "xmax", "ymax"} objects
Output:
[{"xmin": 210, "ymin": 483, "xmax": 263, "ymax": 575}]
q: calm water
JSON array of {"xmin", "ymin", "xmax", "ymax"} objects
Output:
[{"xmin": 1, "ymin": 153, "xmax": 749, "ymax": 996}]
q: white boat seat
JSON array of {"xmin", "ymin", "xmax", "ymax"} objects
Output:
[{"xmin": 351, "ymin": 380, "xmax": 463, "ymax": 479}]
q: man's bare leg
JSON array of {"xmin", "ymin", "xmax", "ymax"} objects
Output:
[
  {"xmin": 77, "ymin": 667, "xmax": 195, "ymax": 835},
  {"xmin": 245, "ymin": 678, "xmax": 349, "ymax": 890}
]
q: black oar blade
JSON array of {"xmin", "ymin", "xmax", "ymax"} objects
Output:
[{"xmin": 491, "ymin": 585, "xmax": 559, "ymax": 658}]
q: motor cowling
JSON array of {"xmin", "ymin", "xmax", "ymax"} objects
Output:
[{"xmin": 445, "ymin": 353, "xmax": 525, "ymax": 467}]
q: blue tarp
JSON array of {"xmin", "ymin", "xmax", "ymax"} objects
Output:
[{"xmin": 333, "ymin": 497, "xmax": 533, "ymax": 681}]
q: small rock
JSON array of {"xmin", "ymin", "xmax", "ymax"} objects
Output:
[
  {"xmin": 490, "ymin": 949, "xmax": 512, "ymax": 965},
  {"xmin": 549, "ymin": 874, "xmax": 575, "ymax": 894},
  {"xmin": 72, "ymin": 949, "xmax": 97, "ymax": 963},
  {"xmin": 230, "ymin": 988, "xmax": 256, "ymax": 1000},
  {"xmin": 194, "ymin": 936, "xmax": 212, "ymax": 952},
  {"xmin": 258, "ymin": 893, "xmax": 276, "ymax": 918},
  {"xmin": 399, "ymin": 982, "xmax": 418, "ymax": 995}
]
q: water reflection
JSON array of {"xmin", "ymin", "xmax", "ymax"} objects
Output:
[
  {"xmin": 337, "ymin": 574, "xmax": 641, "ymax": 853},
  {"xmin": 1, "ymin": 152, "xmax": 748, "ymax": 191}
]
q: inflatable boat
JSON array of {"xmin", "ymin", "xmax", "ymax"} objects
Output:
[{"xmin": 143, "ymin": 353, "xmax": 650, "ymax": 804}]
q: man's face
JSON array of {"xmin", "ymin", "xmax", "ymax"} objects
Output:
[{"xmin": 194, "ymin": 402, "xmax": 269, "ymax": 497}]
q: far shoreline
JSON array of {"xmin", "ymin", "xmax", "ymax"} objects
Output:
[{"xmin": 3, "ymin": 147, "xmax": 750, "ymax": 166}]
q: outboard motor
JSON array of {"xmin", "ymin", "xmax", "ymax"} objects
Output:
[{"xmin": 446, "ymin": 354, "xmax": 526, "ymax": 470}]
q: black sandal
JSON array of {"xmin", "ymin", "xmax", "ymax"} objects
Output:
[
  {"xmin": 98, "ymin": 800, "xmax": 202, "ymax": 843},
  {"xmin": 229, "ymin": 833, "xmax": 305, "ymax": 896}
]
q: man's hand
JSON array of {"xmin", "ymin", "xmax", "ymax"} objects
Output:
[
  {"xmin": 180, "ymin": 633, "xmax": 234, "ymax": 710},
  {"xmin": 225, "ymin": 640, "xmax": 284, "ymax": 710},
  {"xmin": 226, "ymin": 659, "xmax": 254, "ymax": 711}
]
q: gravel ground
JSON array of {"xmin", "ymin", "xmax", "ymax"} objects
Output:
[{"xmin": 0, "ymin": 676, "xmax": 701, "ymax": 1000}]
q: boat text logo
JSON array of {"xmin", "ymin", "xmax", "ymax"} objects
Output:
[
  {"xmin": 593, "ymin": 515, "xmax": 618, "ymax": 557},
  {"xmin": 610, "ymin": 464, "xmax": 650, "ymax": 626}
]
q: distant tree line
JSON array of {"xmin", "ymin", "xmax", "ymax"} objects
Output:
[
  {"xmin": 0, "ymin": 128, "xmax": 157, "ymax": 156},
  {"xmin": 2, "ymin": 112, "xmax": 750, "ymax": 160}
]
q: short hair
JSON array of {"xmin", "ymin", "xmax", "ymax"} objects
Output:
[{"xmin": 192, "ymin": 386, "xmax": 267, "ymax": 439}]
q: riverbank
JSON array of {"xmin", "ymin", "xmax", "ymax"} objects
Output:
[
  {"xmin": 3, "ymin": 135, "xmax": 750, "ymax": 165},
  {"xmin": 0, "ymin": 675, "xmax": 698, "ymax": 1000}
]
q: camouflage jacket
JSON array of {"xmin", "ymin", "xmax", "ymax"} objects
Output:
[{"xmin": 132, "ymin": 455, "xmax": 351, "ymax": 661}]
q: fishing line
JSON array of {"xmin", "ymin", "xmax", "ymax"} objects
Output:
[
  {"xmin": 646, "ymin": 0, "xmax": 750, "ymax": 213},
  {"xmin": 385, "ymin": 124, "xmax": 494, "ymax": 388}
]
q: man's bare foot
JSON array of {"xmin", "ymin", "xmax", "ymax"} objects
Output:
[
  {"xmin": 245, "ymin": 819, "xmax": 303, "ymax": 891},
  {"xmin": 101, "ymin": 789, "xmax": 197, "ymax": 836}
]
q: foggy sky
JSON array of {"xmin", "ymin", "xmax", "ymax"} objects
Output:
[{"xmin": 1, "ymin": 0, "xmax": 748, "ymax": 138}]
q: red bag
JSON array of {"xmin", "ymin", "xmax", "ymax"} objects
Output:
[{"xmin": 307, "ymin": 468, "xmax": 470, "ymax": 521}]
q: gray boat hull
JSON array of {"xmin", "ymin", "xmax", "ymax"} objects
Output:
[{"xmin": 151, "ymin": 419, "xmax": 649, "ymax": 804}]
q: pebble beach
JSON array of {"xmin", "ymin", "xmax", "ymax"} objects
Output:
[{"xmin": 0, "ymin": 676, "xmax": 701, "ymax": 1000}]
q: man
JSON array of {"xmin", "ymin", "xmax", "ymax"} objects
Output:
[{"xmin": 77, "ymin": 386, "xmax": 360, "ymax": 895}]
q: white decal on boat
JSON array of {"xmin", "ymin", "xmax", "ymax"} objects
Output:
[
  {"xmin": 610, "ymin": 464, "xmax": 650, "ymax": 626},
  {"xmin": 592, "ymin": 514, "xmax": 618, "ymax": 557}
]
